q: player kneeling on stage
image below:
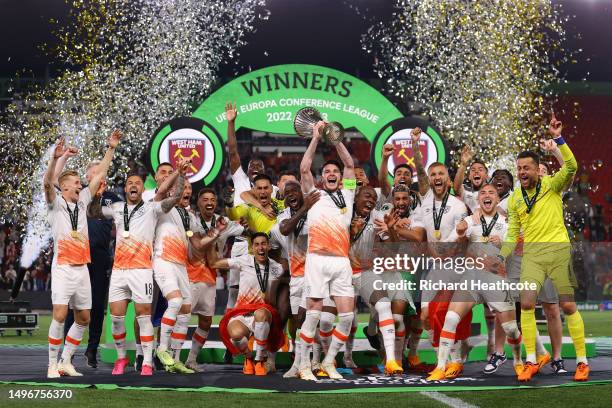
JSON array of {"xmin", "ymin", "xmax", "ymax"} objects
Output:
[{"xmin": 212, "ymin": 232, "xmax": 285, "ymax": 376}]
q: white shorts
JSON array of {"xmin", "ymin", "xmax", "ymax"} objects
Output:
[
  {"xmin": 462, "ymin": 269, "xmax": 515, "ymax": 313},
  {"xmin": 229, "ymin": 313, "xmax": 255, "ymax": 333},
  {"xmin": 355, "ymin": 270, "xmax": 412, "ymax": 305},
  {"xmin": 299, "ymin": 295, "xmax": 336, "ymax": 310},
  {"xmin": 304, "ymin": 253, "xmax": 354, "ymax": 299},
  {"xmin": 228, "ymin": 239, "xmax": 249, "ymax": 287},
  {"xmin": 51, "ymin": 264, "xmax": 91, "ymax": 310},
  {"xmin": 289, "ymin": 276, "xmax": 304, "ymax": 315},
  {"xmin": 190, "ymin": 282, "xmax": 216, "ymax": 316},
  {"xmin": 153, "ymin": 258, "xmax": 192, "ymax": 304},
  {"xmin": 108, "ymin": 268, "xmax": 153, "ymax": 304}
]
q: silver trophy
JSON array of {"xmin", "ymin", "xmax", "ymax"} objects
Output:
[{"xmin": 293, "ymin": 107, "xmax": 344, "ymax": 145}]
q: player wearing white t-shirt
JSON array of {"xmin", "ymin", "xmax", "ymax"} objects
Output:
[
  {"xmin": 210, "ymin": 233, "xmax": 284, "ymax": 376},
  {"xmin": 43, "ymin": 131, "xmax": 121, "ymax": 378},
  {"xmin": 184, "ymin": 188, "xmax": 244, "ymax": 372},
  {"xmin": 348, "ymin": 186, "xmax": 405, "ymax": 375},
  {"xmin": 427, "ymin": 184, "xmax": 523, "ymax": 380},
  {"xmin": 90, "ymin": 173, "xmax": 182, "ymax": 376},
  {"xmin": 453, "ymin": 145, "xmax": 489, "ymax": 214},
  {"xmin": 297, "ymin": 122, "xmax": 357, "ymax": 381}
]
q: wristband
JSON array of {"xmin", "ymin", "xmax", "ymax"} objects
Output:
[
  {"xmin": 496, "ymin": 254, "xmax": 505, "ymax": 264},
  {"xmin": 553, "ymin": 135, "xmax": 565, "ymax": 145},
  {"xmin": 343, "ymin": 178, "xmax": 357, "ymax": 190}
]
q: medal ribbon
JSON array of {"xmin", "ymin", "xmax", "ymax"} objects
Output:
[
  {"xmin": 200, "ymin": 214, "xmax": 216, "ymax": 234},
  {"xmin": 325, "ymin": 189, "xmax": 346, "ymax": 211},
  {"xmin": 63, "ymin": 197, "xmax": 79, "ymax": 235},
  {"xmin": 480, "ymin": 213, "xmax": 499, "ymax": 237},
  {"xmin": 351, "ymin": 210, "xmax": 371, "ymax": 242},
  {"xmin": 176, "ymin": 207, "xmax": 191, "ymax": 232},
  {"xmin": 290, "ymin": 208, "xmax": 306, "ymax": 238},
  {"xmin": 254, "ymin": 260, "xmax": 270, "ymax": 293},
  {"xmin": 432, "ymin": 191, "xmax": 449, "ymax": 232},
  {"xmin": 123, "ymin": 201, "xmax": 144, "ymax": 234},
  {"xmin": 521, "ymin": 181, "xmax": 541, "ymax": 214}
]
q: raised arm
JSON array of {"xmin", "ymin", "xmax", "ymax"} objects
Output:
[
  {"xmin": 411, "ymin": 127, "xmax": 429, "ymax": 196},
  {"xmin": 43, "ymin": 138, "xmax": 66, "ymax": 204},
  {"xmin": 378, "ymin": 144, "xmax": 394, "ymax": 197},
  {"xmin": 279, "ymin": 191, "xmax": 320, "ymax": 236},
  {"xmin": 88, "ymin": 130, "xmax": 121, "ymax": 195},
  {"xmin": 225, "ymin": 102, "xmax": 242, "ymax": 174},
  {"xmin": 159, "ymin": 158, "xmax": 189, "ymax": 212},
  {"xmin": 335, "ymin": 140, "xmax": 355, "ymax": 181},
  {"xmin": 299, "ymin": 122, "xmax": 324, "ymax": 193},
  {"xmin": 546, "ymin": 112, "xmax": 577, "ymax": 193},
  {"xmin": 52, "ymin": 146, "xmax": 79, "ymax": 188},
  {"xmin": 453, "ymin": 145, "xmax": 473, "ymax": 197},
  {"xmin": 154, "ymin": 171, "xmax": 180, "ymax": 202}
]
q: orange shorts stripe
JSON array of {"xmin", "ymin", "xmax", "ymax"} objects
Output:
[
  {"xmin": 332, "ymin": 329, "xmax": 349, "ymax": 342},
  {"xmin": 395, "ymin": 331, "xmax": 407, "ymax": 338},
  {"xmin": 255, "ymin": 338, "xmax": 267, "ymax": 346},
  {"xmin": 319, "ymin": 330, "xmax": 333, "ymax": 338},
  {"xmin": 112, "ymin": 332, "xmax": 127, "ymax": 340},
  {"xmin": 440, "ymin": 330, "xmax": 456, "ymax": 340},
  {"xmin": 300, "ymin": 332, "xmax": 314, "ymax": 344},
  {"xmin": 65, "ymin": 335, "xmax": 81, "ymax": 346},
  {"xmin": 507, "ymin": 335, "xmax": 522, "ymax": 345},
  {"xmin": 171, "ymin": 332, "xmax": 187, "ymax": 340},
  {"xmin": 161, "ymin": 317, "xmax": 176, "ymax": 326},
  {"xmin": 192, "ymin": 333, "xmax": 206, "ymax": 344},
  {"xmin": 378, "ymin": 319, "xmax": 395, "ymax": 328},
  {"xmin": 48, "ymin": 337, "xmax": 62, "ymax": 346},
  {"xmin": 140, "ymin": 335, "xmax": 154, "ymax": 342}
]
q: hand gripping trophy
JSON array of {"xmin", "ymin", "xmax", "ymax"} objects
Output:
[{"xmin": 293, "ymin": 107, "xmax": 345, "ymax": 145}]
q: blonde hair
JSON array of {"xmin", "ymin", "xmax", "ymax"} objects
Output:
[{"xmin": 58, "ymin": 170, "xmax": 80, "ymax": 186}]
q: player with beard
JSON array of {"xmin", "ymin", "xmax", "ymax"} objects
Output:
[
  {"xmin": 499, "ymin": 112, "xmax": 588, "ymax": 382},
  {"xmin": 142, "ymin": 162, "xmax": 174, "ymax": 202},
  {"xmin": 297, "ymin": 121, "xmax": 357, "ymax": 381},
  {"xmin": 377, "ymin": 141, "xmax": 424, "ymax": 210},
  {"xmin": 269, "ymin": 181, "xmax": 321, "ymax": 378},
  {"xmin": 348, "ymin": 186, "xmax": 406, "ymax": 375},
  {"xmin": 241, "ymin": 170, "xmax": 299, "ymax": 213},
  {"xmin": 427, "ymin": 184, "xmax": 523, "ymax": 380},
  {"xmin": 410, "ymin": 130, "xmax": 471, "ymax": 379},
  {"xmin": 211, "ymin": 233, "xmax": 285, "ymax": 376},
  {"xmin": 44, "ymin": 131, "xmax": 121, "ymax": 378},
  {"xmin": 454, "ymin": 145, "xmax": 488, "ymax": 213},
  {"xmin": 184, "ymin": 187, "xmax": 245, "ymax": 371},
  {"xmin": 87, "ymin": 170, "xmax": 186, "ymax": 376}
]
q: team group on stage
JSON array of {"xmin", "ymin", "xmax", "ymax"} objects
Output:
[{"xmin": 43, "ymin": 102, "xmax": 590, "ymax": 383}]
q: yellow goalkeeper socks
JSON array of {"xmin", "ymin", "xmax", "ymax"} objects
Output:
[
  {"xmin": 566, "ymin": 311, "xmax": 588, "ymax": 364},
  {"xmin": 521, "ymin": 308, "xmax": 537, "ymax": 363}
]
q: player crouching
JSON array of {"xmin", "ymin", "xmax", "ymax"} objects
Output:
[{"xmin": 213, "ymin": 233, "xmax": 285, "ymax": 376}]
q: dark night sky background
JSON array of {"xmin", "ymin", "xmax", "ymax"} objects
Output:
[{"xmin": 0, "ymin": 0, "xmax": 611, "ymax": 82}]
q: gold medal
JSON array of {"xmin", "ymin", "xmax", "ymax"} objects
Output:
[
  {"xmin": 434, "ymin": 230, "xmax": 441, "ymax": 240},
  {"xmin": 186, "ymin": 230, "xmax": 194, "ymax": 238},
  {"xmin": 341, "ymin": 207, "xmax": 347, "ymax": 214},
  {"xmin": 70, "ymin": 230, "xmax": 79, "ymax": 239},
  {"xmin": 481, "ymin": 236, "xmax": 489, "ymax": 242},
  {"xmin": 122, "ymin": 231, "xmax": 130, "ymax": 238}
]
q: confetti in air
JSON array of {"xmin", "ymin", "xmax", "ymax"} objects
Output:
[
  {"xmin": 0, "ymin": 0, "xmax": 268, "ymax": 267},
  {"xmin": 363, "ymin": 0, "xmax": 577, "ymax": 167}
]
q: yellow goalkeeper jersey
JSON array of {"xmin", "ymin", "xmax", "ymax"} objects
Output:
[
  {"xmin": 500, "ymin": 143, "xmax": 577, "ymax": 257},
  {"xmin": 226, "ymin": 197, "xmax": 285, "ymax": 235}
]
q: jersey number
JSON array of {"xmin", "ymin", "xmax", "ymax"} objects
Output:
[{"xmin": 145, "ymin": 283, "xmax": 153, "ymax": 296}]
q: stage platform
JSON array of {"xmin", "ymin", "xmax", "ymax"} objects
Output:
[{"xmin": 0, "ymin": 345, "xmax": 610, "ymax": 393}]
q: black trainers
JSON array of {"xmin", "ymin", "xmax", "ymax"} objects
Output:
[
  {"xmin": 84, "ymin": 349, "xmax": 98, "ymax": 368},
  {"xmin": 362, "ymin": 326, "xmax": 381, "ymax": 351},
  {"xmin": 483, "ymin": 352, "xmax": 507, "ymax": 374},
  {"xmin": 134, "ymin": 354, "xmax": 144, "ymax": 372},
  {"xmin": 551, "ymin": 359, "xmax": 568, "ymax": 374}
]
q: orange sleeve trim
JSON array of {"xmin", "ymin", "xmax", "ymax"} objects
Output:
[
  {"xmin": 140, "ymin": 335, "xmax": 154, "ymax": 342},
  {"xmin": 507, "ymin": 335, "xmax": 522, "ymax": 345},
  {"xmin": 379, "ymin": 318, "xmax": 395, "ymax": 328},
  {"xmin": 161, "ymin": 317, "xmax": 176, "ymax": 326},
  {"xmin": 65, "ymin": 335, "xmax": 81, "ymax": 346},
  {"xmin": 170, "ymin": 332, "xmax": 187, "ymax": 340},
  {"xmin": 440, "ymin": 330, "xmax": 456, "ymax": 340},
  {"xmin": 332, "ymin": 329, "xmax": 349, "ymax": 342},
  {"xmin": 300, "ymin": 332, "xmax": 314, "ymax": 344},
  {"xmin": 48, "ymin": 337, "xmax": 62, "ymax": 346},
  {"xmin": 112, "ymin": 332, "xmax": 127, "ymax": 340}
]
